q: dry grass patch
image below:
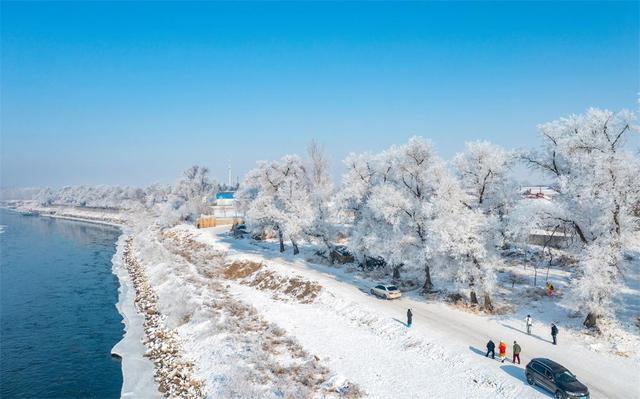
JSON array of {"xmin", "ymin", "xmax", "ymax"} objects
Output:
[
  {"xmin": 244, "ymin": 270, "xmax": 322, "ymax": 304},
  {"xmin": 283, "ymin": 278, "xmax": 321, "ymax": 303},
  {"xmin": 223, "ymin": 260, "xmax": 263, "ymax": 279}
]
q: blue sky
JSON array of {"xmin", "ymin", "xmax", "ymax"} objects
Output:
[{"xmin": 1, "ymin": 1, "xmax": 638, "ymax": 188}]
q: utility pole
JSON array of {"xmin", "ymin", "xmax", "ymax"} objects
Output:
[{"xmin": 228, "ymin": 160, "xmax": 232, "ymax": 187}]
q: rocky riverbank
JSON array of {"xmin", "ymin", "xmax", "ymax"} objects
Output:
[{"xmin": 122, "ymin": 237, "xmax": 205, "ymax": 399}]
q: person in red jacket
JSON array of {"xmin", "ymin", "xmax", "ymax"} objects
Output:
[{"xmin": 498, "ymin": 341, "xmax": 507, "ymax": 363}]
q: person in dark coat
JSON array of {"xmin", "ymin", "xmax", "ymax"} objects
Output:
[
  {"xmin": 551, "ymin": 323, "xmax": 559, "ymax": 345},
  {"xmin": 485, "ymin": 339, "xmax": 495, "ymax": 359},
  {"xmin": 406, "ymin": 309, "xmax": 413, "ymax": 327}
]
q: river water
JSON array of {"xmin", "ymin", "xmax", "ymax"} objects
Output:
[{"xmin": 0, "ymin": 209, "xmax": 124, "ymax": 398}]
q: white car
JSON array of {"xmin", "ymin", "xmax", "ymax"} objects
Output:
[{"xmin": 370, "ymin": 284, "xmax": 402, "ymax": 300}]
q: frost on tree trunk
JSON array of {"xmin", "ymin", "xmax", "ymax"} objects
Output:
[
  {"xmin": 291, "ymin": 239, "xmax": 299, "ymax": 255},
  {"xmin": 584, "ymin": 312, "xmax": 598, "ymax": 329},
  {"xmin": 278, "ymin": 228, "xmax": 285, "ymax": 253},
  {"xmin": 422, "ymin": 264, "xmax": 433, "ymax": 293},
  {"xmin": 470, "ymin": 290, "xmax": 479, "ymax": 305},
  {"xmin": 469, "ymin": 275, "xmax": 478, "ymax": 305},
  {"xmin": 483, "ymin": 293, "xmax": 494, "ymax": 313}
]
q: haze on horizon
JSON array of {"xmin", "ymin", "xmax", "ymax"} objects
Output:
[{"xmin": 1, "ymin": 1, "xmax": 638, "ymax": 189}]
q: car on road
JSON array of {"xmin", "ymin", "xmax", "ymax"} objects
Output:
[
  {"xmin": 370, "ymin": 284, "xmax": 401, "ymax": 300},
  {"xmin": 525, "ymin": 358, "xmax": 589, "ymax": 399}
]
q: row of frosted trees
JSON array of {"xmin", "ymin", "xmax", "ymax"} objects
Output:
[
  {"xmin": 237, "ymin": 108, "xmax": 640, "ymax": 329},
  {"xmin": 35, "ymin": 165, "xmax": 218, "ymax": 225}
]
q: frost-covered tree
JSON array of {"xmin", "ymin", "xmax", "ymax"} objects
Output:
[
  {"xmin": 303, "ymin": 140, "xmax": 338, "ymax": 259},
  {"xmin": 159, "ymin": 165, "xmax": 216, "ymax": 225},
  {"xmin": 449, "ymin": 141, "xmax": 519, "ymax": 306},
  {"xmin": 431, "ymin": 201, "xmax": 497, "ymax": 309},
  {"xmin": 238, "ymin": 156, "xmax": 313, "ymax": 255},
  {"xmin": 341, "ymin": 137, "xmax": 497, "ymax": 306},
  {"xmin": 35, "ymin": 187, "xmax": 56, "ymax": 206},
  {"xmin": 452, "ymin": 141, "xmax": 518, "ymax": 246},
  {"xmin": 337, "ymin": 151, "xmax": 394, "ymax": 270},
  {"xmin": 34, "ymin": 185, "xmax": 147, "ymax": 209},
  {"xmin": 143, "ymin": 183, "xmax": 172, "ymax": 209},
  {"xmin": 523, "ymin": 108, "xmax": 640, "ymax": 328},
  {"xmin": 363, "ymin": 138, "xmax": 447, "ymax": 291}
]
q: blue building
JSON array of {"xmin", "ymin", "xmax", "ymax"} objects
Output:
[{"xmin": 215, "ymin": 191, "xmax": 236, "ymax": 206}]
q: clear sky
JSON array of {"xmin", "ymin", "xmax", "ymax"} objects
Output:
[{"xmin": 1, "ymin": 1, "xmax": 638, "ymax": 188}]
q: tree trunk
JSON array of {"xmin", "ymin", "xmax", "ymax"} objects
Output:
[
  {"xmin": 291, "ymin": 239, "xmax": 299, "ymax": 255},
  {"xmin": 470, "ymin": 290, "xmax": 479, "ymax": 305},
  {"xmin": 583, "ymin": 312, "xmax": 598, "ymax": 329},
  {"xmin": 483, "ymin": 293, "xmax": 494, "ymax": 313},
  {"xmin": 422, "ymin": 264, "xmax": 433, "ymax": 292},
  {"xmin": 322, "ymin": 237, "xmax": 335, "ymax": 264},
  {"xmin": 545, "ymin": 251, "xmax": 553, "ymax": 282},
  {"xmin": 278, "ymin": 229, "xmax": 285, "ymax": 253},
  {"xmin": 392, "ymin": 264, "xmax": 402, "ymax": 281}
]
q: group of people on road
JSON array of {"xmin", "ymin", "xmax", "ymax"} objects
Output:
[
  {"xmin": 484, "ymin": 316, "xmax": 560, "ymax": 365},
  {"xmin": 485, "ymin": 339, "xmax": 522, "ymax": 363},
  {"xmin": 404, "ymin": 310, "xmax": 560, "ymax": 366}
]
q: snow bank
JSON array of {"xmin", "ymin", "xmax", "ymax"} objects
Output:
[
  {"xmin": 140, "ymin": 225, "xmax": 363, "ymax": 398},
  {"xmin": 14, "ymin": 202, "xmax": 128, "ymax": 227}
]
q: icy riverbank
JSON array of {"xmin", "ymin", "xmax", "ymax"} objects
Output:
[
  {"xmin": 111, "ymin": 234, "xmax": 161, "ymax": 398},
  {"xmin": 14, "ymin": 202, "xmax": 128, "ymax": 227}
]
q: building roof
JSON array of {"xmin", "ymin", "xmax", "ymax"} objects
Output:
[{"xmin": 215, "ymin": 191, "xmax": 235, "ymax": 199}]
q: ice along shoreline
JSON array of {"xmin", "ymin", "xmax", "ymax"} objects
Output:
[{"xmin": 112, "ymin": 233, "xmax": 162, "ymax": 398}]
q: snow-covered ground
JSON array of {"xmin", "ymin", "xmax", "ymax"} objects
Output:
[
  {"xmin": 132, "ymin": 225, "xmax": 363, "ymax": 398},
  {"xmin": 135, "ymin": 224, "xmax": 638, "ymax": 398}
]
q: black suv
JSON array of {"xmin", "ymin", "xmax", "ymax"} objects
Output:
[{"xmin": 525, "ymin": 358, "xmax": 589, "ymax": 399}]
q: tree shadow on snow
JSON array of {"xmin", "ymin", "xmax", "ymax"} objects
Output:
[
  {"xmin": 500, "ymin": 365, "xmax": 553, "ymax": 397},
  {"xmin": 501, "ymin": 323, "xmax": 552, "ymax": 344}
]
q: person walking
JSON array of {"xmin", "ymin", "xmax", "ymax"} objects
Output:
[
  {"xmin": 525, "ymin": 315, "xmax": 532, "ymax": 335},
  {"xmin": 485, "ymin": 339, "xmax": 495, "ymax": 359},
  {"xmin": 551, "ymin": 323, "xmax": 558, "ymax": 345},
  {"xmin": 406, "ymin": 309, "xmax": 413, "ymax": 328},
  {"xmin": 498, "ymin": 341, "xmax": 507, "ymax": 363},
  {"xmin": 512, "ymin": 341, "xmax": 521, "ymax": 364}
]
